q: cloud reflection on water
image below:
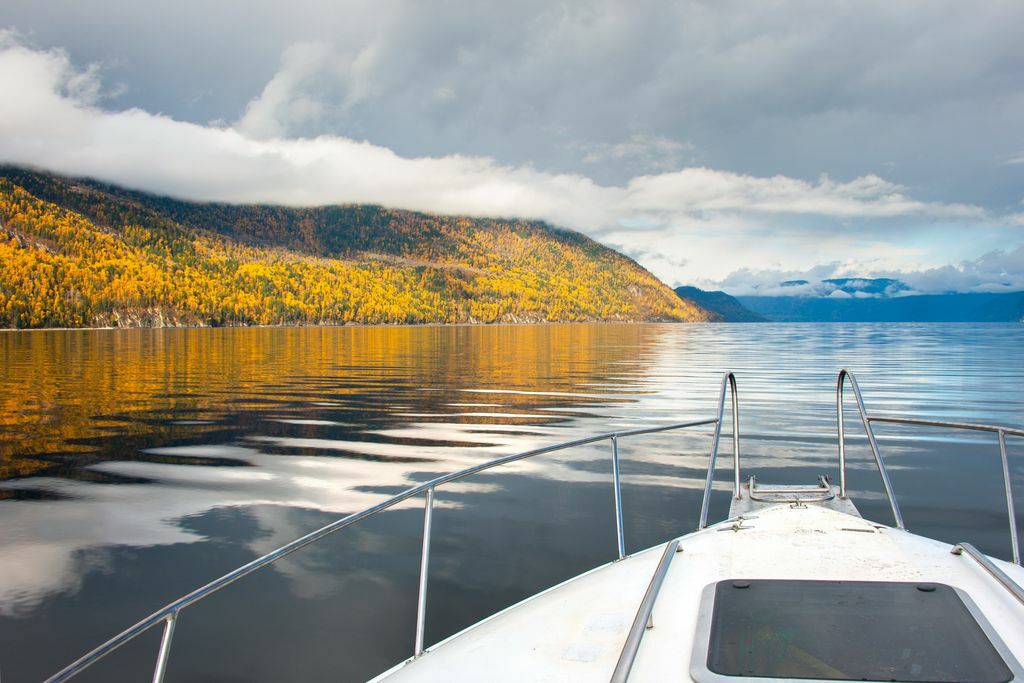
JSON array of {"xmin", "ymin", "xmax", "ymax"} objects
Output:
[{"xmin": 0, "ymin": 324, "xmax": 1022, "ymax": 680}]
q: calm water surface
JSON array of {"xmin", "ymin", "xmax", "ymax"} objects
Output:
[{"xmin": 0, "ymin": 323, "xmax": 1022, "ymax": 682}]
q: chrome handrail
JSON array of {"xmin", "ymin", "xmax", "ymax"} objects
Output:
[
  {"xmin": 837, "ymin": 369, "xmax": 905, "ymax": 528},
  {"xmin": 46, "ymin": 373, "xmax": 740, "ymax": 683},
  {"xmin": 698, "ymin": 372, "xmax": 740, "ymax": 528},
  {"xmin": 609, "ymin": 539, "xmax": 681, "ymax": 683},
  {"xmin": 838, "ymin": 368, "xmax": 1021, "ymax": 564},
  {"xmin": 952, "ymin": 543, "xmax": 1024, "ymax": 606}
]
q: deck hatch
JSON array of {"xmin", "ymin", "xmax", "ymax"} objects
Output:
[{"xmin": 692, "ymin": 579, "xmax": 1019, "ymax": 683}]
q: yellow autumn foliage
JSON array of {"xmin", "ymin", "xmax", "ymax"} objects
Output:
[{"xmin": 0, "ymin": 170, "xmax": 707, "ymax": 328}]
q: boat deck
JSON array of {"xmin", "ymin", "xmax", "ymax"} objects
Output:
[{"xmin": 373, "ymin": 504, "xmax": 1024, "ymax": 682}]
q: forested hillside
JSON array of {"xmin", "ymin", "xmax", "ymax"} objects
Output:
[
  {"xmin": 0, "ymin": 167, "xmax": 708, "ymax": 328},
  {"xmin": 674, "ymin": 286, "xmax": 765, "ymax": 322}
]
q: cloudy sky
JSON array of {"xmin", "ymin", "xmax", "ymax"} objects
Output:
[{"xmin": 1, "ymin": 0, "xmax": 1022, "ymax": 293}]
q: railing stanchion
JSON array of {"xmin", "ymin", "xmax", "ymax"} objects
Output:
[
  {"xmin": 997, "ymin": 430, "xmax": 1021, "ymax": 565},
  {"xmin": 837, "ymin": 376, "xmax": 847, "ymax": 498},
  {"xmin": 151, "ymin": 612, "xmax": 177, "ymax": 683},
  {"xmin": 838, "ymin": 370, "xmax": 905, "ymax": 530},
  {"xmin": 700, "ymin": 372, "xmax": 738, "ymax": 529},
  {"xmin": 414, "ymin": 486, "xmax": 435, "ymax": 657},
  {"xmin": 611, "ymin": 435, "xmax": 626, "ymax": 560},
  {"xmin": 699, "ymin": 423, "xmax": 722, "ymax": 530},
  {"xmin": 729, "ymin": 373, "xmax": 740, "ymax": 499}
]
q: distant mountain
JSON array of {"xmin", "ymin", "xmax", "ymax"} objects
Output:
[
  {"xmin": 769, "ymin": 277, "xmax": 913, "ymax": 298},
  {"xmin": 736, "ymin": 278, "xmax": 1024, "ymax": 322},
  {"xmin": 0, "ymin": 167, "xmax": 711, "ymax": 328},
  {"xmin": 674, "ymin": 286, "xmax": 767, "ymax": 322},
  {"xmin": 821, "ymin": 278, "xmax": 911, "ymax": 297}
]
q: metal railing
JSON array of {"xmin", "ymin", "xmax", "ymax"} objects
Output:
[
  {"xmin": 699, "ymin": 371, "xmax": 740, "ymax": 529},
  {"xmin": 609, "ymin": 539, "xmax": 681, "ymax": 683},
  {"xmin": 952, "ymin": 543, "xmax": 1024, "ymax": 605},
  {"xmin": 46, "ymin": 373, "xmax": 741, "ymax": 683},
  {"xmin": 838, "ymin": 368, "xmax": 1023, "ymax": 564}
]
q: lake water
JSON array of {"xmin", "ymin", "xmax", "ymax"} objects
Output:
[{"xmin": 0, "ymin": 323, "xmax": 1022, "ymax": 682}]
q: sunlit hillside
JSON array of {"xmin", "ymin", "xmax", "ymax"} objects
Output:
[{"xmin": 0, "ymin": 168, "xmax": 709, "ymax": 328}]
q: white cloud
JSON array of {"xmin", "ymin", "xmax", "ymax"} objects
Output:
[
  {"xmin": 579, "ymin": 134, "xmax": 693, "ymax": 172},
  {"xmin": 4, "ymin": 0, "xmax": 1024, "ymax": 212},
  {"xmin": 236, "ymin": 40, "xmax": 384, "ymax": 139},
  {"xmin": 0, "ymin": 36, "xmax": 1016, "ymax": 286},
  {"xmin": 895, "ymin": 246, "xmax": 1024, "ymax": 293},
  {"xmin": 620, "ymin": 169, "xmax": 982, "ymax": 219}
]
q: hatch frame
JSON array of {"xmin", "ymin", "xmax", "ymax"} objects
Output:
[{"xmin": 689, "ymin": 579, "xmax": 1024, "ymax": 683}]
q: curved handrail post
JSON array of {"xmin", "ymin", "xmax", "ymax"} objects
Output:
[
  {"xmin": 699, "ymin": 372, "xmax": 740, "ymax": 529},
  {"xmin": 836, "ymin": 372, "xmax": 847, "ymax": 498},
  {"xmin": 728, "ymin": 373, "xmax": 740, "ymax": 499},
  {"xmin": 837, "ymin": 369, "xmax": 906, "ymax": 530}
]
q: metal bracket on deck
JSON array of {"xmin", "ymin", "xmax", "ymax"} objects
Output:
[
  {"xmin": 728, "ymin": 474, "xmax": 862, "ymax": 519},
  {"xmin": 748, "ymin": 474, "xmax": 835, "ymax": 503}
]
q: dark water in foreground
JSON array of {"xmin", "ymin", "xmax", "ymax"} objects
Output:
[{"xmin": 0, "ymin": 323, "xmax": 1022, "ymax": 682}]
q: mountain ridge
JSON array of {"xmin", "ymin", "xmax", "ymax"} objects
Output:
[
  {"xmin": 737, "ymin": 291, "xmax": 1024, "ymax": 322},
  {"xmin": 0, "ymin": 166, "xmax": 710, "ymax": 328},
  {"xmin": 673, "ymin": 286, "xmax": 766, "ymax": 322},
  {"xmin": 676, "ymin": 278, "xmax": 1024, "ymax": 322}
]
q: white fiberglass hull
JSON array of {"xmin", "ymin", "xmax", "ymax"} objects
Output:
[{"xmin": 372, "ymin": 504, "xmax": 1024, "ymax": 682}]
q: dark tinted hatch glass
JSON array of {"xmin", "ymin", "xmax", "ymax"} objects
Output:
[{"xmin": 707, "ymin": 579, "xmax": 1013, "ymax": 682}]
